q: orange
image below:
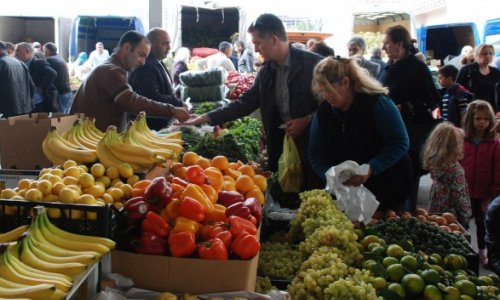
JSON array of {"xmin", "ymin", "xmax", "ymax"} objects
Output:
[
  {"xmin": 253, "ymin": 174, "xmax": 268, "ymax": 192},
  {"xmin": 235, "ymin": 175, "xmax": 254, "ymax": 194},
  {"xmin": 196, "ymin": 157, "xmax": 211, "ymax": 169},
  {"xmin": 223, "ymin": 181, "xmax": 236, "ymax": 191},
  {"xmin": 223, "ymin": 175, "xmax": 235, "ymax": 183},
  {"xmin": 211, "ymin": 155, "xmax": 229, "ymax": 170},
  {"xmin": 238, "ymin": 165, "xmax": 255, "ymax": 177},
  {"xmin": 173, "ymin": 166, "xmax": 186, "ymax": 179},
  {"xmin": 182, "ymin": 151, "xmax": 199, "ymax": 166},
  {"xmin": 245, "ymin": 187, "xmax": 265, "ymax": 204},
  {"xmin": 224, "ymin": 168, "xmax": 242, "ymax": 180},
  {"xmin": 228, "ymin": 162, "xmax": 239, "ymax": 170},
  {"xmin": 132, "ymin": 180, "xmax": 151, "ymax": 189},
  {"xmin": 170, "ymin": 162, "xmax": 184, "ymax": 174}
]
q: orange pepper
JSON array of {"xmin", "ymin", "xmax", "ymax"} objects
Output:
[
  {"xmin": 204, "ymin": 204, "xmax": 227, "ymax": 223},
  {"xmin": 205, "ymin": 167, "xmax": 224, "ymax": 192},
  {"xmin": 131, "ymin": 179, "xmax": 151, "ymax": 197},
  {"xmin": 181, "ymin": 184, "xmax": 214, "ymax": 214},
  {"xmin": 159, "ymin": 206, "xmax": 170, "ymax": 222},
  {"xmin": 166, "ymin": 198, "xmax": 181, "ymax": 220},
  {"xmin": 201, "ymin": 184, "xmax": 217, "ymax": 204},
  {"xmin": 172, "ymin": 216, "xmax": 200, "ymax": 234}
]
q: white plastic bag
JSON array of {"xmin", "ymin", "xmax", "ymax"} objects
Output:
[{"xmin": 325, "ymin": 160, "xmax": 379, "ymax": 223}]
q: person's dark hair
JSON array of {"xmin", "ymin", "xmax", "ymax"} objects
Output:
[
  {"xmin": 43, "ymin": 42, "xmax": 58, "ymax": 55},
  {"xmin": 438, "ymin": 64, "xmax": 459, "ymax": 81},
  {"xmin": 371, "ymin": 47, "xmax": 382, "ymax": 57},
  {"xmin": 0, "ymin": 41, "xmax": 6, "ymax": 56},
  {"xmin": 385, "ymin": 25, "xmax": 418, "ymax": 55},
  {"xmin": 146, "ymin": 27, "xmax": 165, "ymax": 44},
  {"xmin": 310, "ymin": 41, "xmax": 335, "ymax": 57},
  {"xmin": 218, "ymin": 41, "xmax": 232, "ymax": 52},
  {"xmin": 234, "ymin": 40, "xmax": 245, "ymax": 49},
  {"xmin": 347, "ymin": 36, "xmax": 366, "ymax": 51},
  {"xmin": 118, "ymin": 30, "xmax": 149, "ymax": 51},
  {"xmin": 247, "ymin": 13, "xmax": 287, "ymax": 42}
]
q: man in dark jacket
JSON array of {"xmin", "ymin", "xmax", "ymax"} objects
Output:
[
  {"xmin": 0, "ymin": 41, "xmax": 34, "ymax": 117},
  {"xmin": 182, "ymin": 13, "xmax": 322, "ymax": 190},
  {"xmin": 15, "ymin": 42, "xmax": 59, "ymax": 112},
  {"xmin": 129, "ymin": 28, "xmax": 184, "ymax": 130},
  {"xmin": 43, "ymin": 42, "xmax": 73, "ymax": 113},
  {"xmin": 486, "ymin": 196, "xmax": 500, "ymax": 275}
]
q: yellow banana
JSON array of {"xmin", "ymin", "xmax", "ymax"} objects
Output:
[
  {"xmin": 45, "ymin": 129, "xmax": 98, "ymax": 164},
  {"xmin": 42, "ymin": 133, "xmax": 66, "ymax": 165},
  {"xmin": 26, "ymin": 237, "xmax": 96, "ymax": 266},
  {"xmin": 75, "ymin": 124, "xmax": 99, "ymax": 149},
  {"xmin": 106, "ymin": 142, "xmax": 162, "ymax": 168},
  {"xmin": 40, "ymin": 212, "xmax": 115, "ymax": 250},
  {"xmin": 62, "ymin": 123, "xmax": 88, "ymax": 149},
  {"xmin": 19, "ymin": 238, "xmax": 87, "ymax": 277},
  {"xmin": 0, "ymin": 225, "xmax": 28, "ymax": 243},
  {"xmin": 0, "ymin": 282, "xmax": 56, "ymax": 299},
  {"xmin": 83, "ymin": 118, "xmax": 104, "ymax": 139},
  {"xmin": 135, "ymin": 112, "xmax": 183, "ymax": 140},
  {"xmin": 5, "ymin": 245, "xmax": 73, "ymax": 291}
]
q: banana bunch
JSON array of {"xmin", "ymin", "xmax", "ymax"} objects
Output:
[
  {"xmin": 62, "ymin": 119, "xmax": 102, "ymax": 150},
  {"xmin": 0, "ymin": 225, "xmax": 28, "ymax": 243},
  {"xmin": 97, "ymin": 125, "xmax": 166, "ymax": 171},
  {"xmin": 121, "ymin": 112, "xmax": 183, "ymax": 161},
  {"xmin": 0, "ymin": 210, "xmax": 115, "ymax": 299},
  {"xmin": 42, "ymin": 127, "xmax": 98, "ymax": 166}
]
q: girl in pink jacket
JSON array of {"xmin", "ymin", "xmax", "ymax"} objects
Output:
[{"xmin": 461, "ymin": 100, "xmax": 500, "ymax": 267}]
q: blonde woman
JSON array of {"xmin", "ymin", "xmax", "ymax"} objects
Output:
[
  {"xmin": 308, "ymin": 56, "xmax": 412, "ymax": 210},
  {"xmin": 457, "ymin": 44, "xmax": 500, "ymax": 114},
  {"xmin": 422, "ymin": 122, "xmax": 471, "ymax": 228}
]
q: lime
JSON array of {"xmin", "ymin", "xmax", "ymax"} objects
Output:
[
  {"xmin": 388, "ymin": 282, "xmax": 406, "ymax": 298},
  {"xmin": 363, "ymin": 259, "xmax": 378, "ymax": 270},
  {"xmin": 459, "ymin": 295, "xmax": 474, "ymax": 300},
  {"xmin": 421, "ymin": 269, "xmax": 441, "ymax": 285},
  {"xmin": 454, "ymin": 274, "xmax": 469, "ymax": 282},
  {"xmin": 386, "ymin": 244, "xmax": 405, "ymax": 259},
  {"xmin": 387, "ymin": 263, "xmax": 405, "ymax": 282},
  {"xmin": 443, "ymin": 286, "xmax": 461, "ymax": 300},
  {"xmin": 430, "ymin": 264, "xmax": 446, "ymax": 275},
  {"xmin": 383, "ymin": 256, "xmax": 399, "ymax": 267},
  {"xmin": 454, "ymin": 280, "xmax": 477, "ymax": 298},
  {"xmin": 424, "ymin": 284, "xmax": 444, "ymax": 300},
  {"xmin": 368, "ymin": 242, "xmax": 381, "ymax": 251},
  {"xmin": 372, "ymin": 277, "xmax": 387, "ymax": 290},
  {"xmin": 430, "ymin": 253, "xmax": 443, "ymax": 265},
  {"xmin": 444, "ymin": 254, "xmax": 466, "ymax": 270},
  {"xmin": 362, "ymin": 235, "xmax": 381, "ymax": 250},
  {"xmin": 400, "ymin": 255, "xmax": 418, "ymax": 272},
  {"xmin": 371, "ymin": 245, "xmax": 386, "ymax": 256},
  {"xmin": 402, "ymin": 273, "xmax": 425, "ymax": 296},
  {"xmin": 477, "ymin": 275, "xmax": 494, "ymax": 286}
]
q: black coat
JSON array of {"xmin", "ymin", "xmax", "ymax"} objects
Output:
[
  {"xmin": 456, "ymin": 62, "xmax": 500, "ymax": 112},
  {"xmin": 129, "ymin": 54, "xmax": 184, "ymax": 130},
  {"xmin": 28, "ymin": 57, "xmax": 59, "ymax": 112},
  {"xmin": 208, "ymin": 46, "xmax": 322, "ymax": 172},
  {"xmin": 486, "ymin": 196, "xmax": 500, "ymax": 275},
  {"xmin": 0, "ymin": 55, "xmax": 34, "ymax": 117},
  {"xmin": 46, "ymin": 55, "xmax": 71, "ymax": 94}
]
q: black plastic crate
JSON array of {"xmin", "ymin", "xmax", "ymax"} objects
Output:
[{"xmin": 0, "ymin": 199, "xmax": 117, "ymax": 238}]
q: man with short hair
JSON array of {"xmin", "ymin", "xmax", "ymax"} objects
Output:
[
  {"xmin": 15, "ymin": 42, "xmax": 59, "ymax": 112},
  {"xmin": 5, "ymin": 42, "xmax": 15, "ymax": 56},
  {"xmin": 129, "ymin": 28, "xmax": 185, "ymax": 130},
  {"xmin": 32, "ymin": 42, "xmax": 45, "ymax": 59},
  {"xmin": 347, "ymin": 36, "xmax": 380, "ymax": 78},
  {"xmin": 88, "ymin": 42, "xmax": 110, "ymax": 68},
  {"xmin": 70, "ymin": 31, "xmax": 189, "ymax": 131},
  {"xmin": 202, "ymin": 41, "xmax": 235, "ymax": 72},
  {"xmin": 370, "ymin": 47, "xmax": 387, "ymax": 71},
  {"xmin": 43, "ymin": 42, "xmax": 73, "ymax": 113},
  {"xmin": 0, "ymin": 41, "xmax": 34, "ymax": 117},
  {"xmin": 183, "ymin": 13, "xmax": 323, "ymax": 190}
]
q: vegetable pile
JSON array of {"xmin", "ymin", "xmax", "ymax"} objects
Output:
[{"xmin": 225, "ymin": 71, "xmax": 255, "ymax": 99}]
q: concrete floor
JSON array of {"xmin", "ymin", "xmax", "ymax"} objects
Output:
[{"xmin": 416, "ymin": 174, "xmax": 489, "ymax": 275}]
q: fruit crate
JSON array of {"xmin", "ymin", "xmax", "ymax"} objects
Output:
[{"xmin": 0, "ymin": 199, "xmax": 117, "ymax": 238}]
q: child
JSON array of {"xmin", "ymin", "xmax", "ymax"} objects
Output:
[
  {"xmin": 422, "ymin": 122, "xmax": 472, "ymax": 228},
  {"xmin": 461, "ymin": 100, "xmax": 500, "ymax": 267},
  {"xmin": 437, "ymin": 65, "xmax": 474, "ymax": 127}
]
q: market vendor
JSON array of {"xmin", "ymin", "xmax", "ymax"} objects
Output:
[
  {"xmin": 486, "ymin": 195, "xmax": 500, "ymax": 275},
  {"xmin": 308, "ymin": 56, "xmax": 412, "ymax": 210},
  {"xmin": 181, "ymin": 13, "xmax": 323, "ymax": 190},
  {"xmin": 70, "ymin": 30, "xmax": 189, "ymax": 132}
]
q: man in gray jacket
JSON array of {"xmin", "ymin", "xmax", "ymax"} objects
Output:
[
  {"xmin": 0, "ymin": 41, "xmax": 34, "ymax": 117},
  {"xmin": 348, "ymin": 36, "xmax": 380, "ymax": 78}
]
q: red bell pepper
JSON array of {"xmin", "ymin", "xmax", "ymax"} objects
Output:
[
  {"xmin": 144, "ymin": 177, "xmax": 173, "ymax": 212},
  {"xmin": 214, "ymin": 230, "xmax": 232, "ymax": 248},
  {"xmin": 228, "ymin": 215, "xmax": 257, "ymax": 236},
  {"xmin": 185, "ymin": 165, "xmax": 207, "ymax": 185},
  {"xmin": 123, "ymin": 196, "xmax": 150, "ymax": 224},
  {"xmin": 225, "ymin": 202, "xmax": 251, "ymax": 219},
  {"xmin": 172, "ymin": 177, "xmax": 189, "ymax": 187},
  {"xmin": 217, "ymin": 191, "xmax": 244, "ymax": 207},
  {"xmin": 168, "ymin": 231, "xmax": 196, "ymax": 257},
  {"xmin": 200, "ymin": 222, "xmax": 226, "ymax": 240},
  {"xmin": 243, "ymin": 197, "xmax": 262, "ymax": 225},
  {"xmin": 198, "ymin": 238, "xmax": 228, "ymax": 260},
  {"xmin": 231, "ymin": 231, "xmax": 260, "ymax": 260},
  {"xmin": 142, "ymin": 211, "xmax": 171, "ymax": 238},
  {"xmin": 179, "ymin": 196, "xmax": 205, "ymax": 222},
  {"xmin": 139, "ymin": 231, "xmax": 167, "ymax": 255}
]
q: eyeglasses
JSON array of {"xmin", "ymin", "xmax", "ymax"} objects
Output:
[{"xmin": 250, "ymin": 19, "xmax": 272, "ymax": 30}]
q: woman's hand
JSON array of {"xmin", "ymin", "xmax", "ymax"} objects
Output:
[
  {"xmin": 285, "ymin": 114, "xmax": 312, "ymax": 137},
  {"xmin": 177, "ymin": 114, "xmax": 208, "ymax": 125},
  {"xmin": 344, "ymin": 166, "xmax": 373, "ymax": 187}
]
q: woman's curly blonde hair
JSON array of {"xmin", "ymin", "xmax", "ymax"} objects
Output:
[{"xmin": 422, "ymin": 122, "xmax": 464, "ymax": 171}]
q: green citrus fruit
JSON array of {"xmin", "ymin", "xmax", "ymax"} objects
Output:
[
  {"xmin": 386, "ymin": 244, "xmax": 405, "ymax": 259},
  {"xmin": 424, "ymin": 284, "xmax": 444, "ymax": 300},
  {"xmin": 387, "ymin": 263, "xmax": 405, "ymax": 282},
  {"xmin": 388, "ymin": 282, "xmax": 406, "ymax": 298},
  {"xmin": 372, "ymin": 277, "xmax": 387, "ymax": 290},
  {"xmin": 454, "ymin": 280, "xmax": 477, "ymax": 298},
  {"xmin": 400, "ymin": 255, "xmax": 418, "ymax": 272},
  {"xmin": 402, "ymin": 273, "xmax": 425, "ymax": 296},
  {"xmin": 421, "ymin": 269, "xmax": 441, "ymax": 285},
  {"xmin": 383, "ymin": 256, "xmax": 399, "ymax": 267}
]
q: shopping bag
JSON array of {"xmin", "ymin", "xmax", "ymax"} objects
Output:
[{"xmin": 278, "ymin": 135, "xmax": 303, "ymax": 193}]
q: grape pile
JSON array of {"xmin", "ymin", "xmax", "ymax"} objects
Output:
[
  {"xmin": 287, "ymin": 190, "xmax": 379, "ymax": 299},
  {"xmin": 258, "ymin": 242, "xmax": 302, "ymax": 280},
  {"xmin": 255, "ymin": 276, "xmax": 275, "ymax": 294}
]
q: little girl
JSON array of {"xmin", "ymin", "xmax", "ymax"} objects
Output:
[
  {"xmin": 461, "ymin": 100, "xmax": 500, "ymax": 267},
  {"xmin": 422, "ymin": 122, "xmax": 472, "ymax": 228}
]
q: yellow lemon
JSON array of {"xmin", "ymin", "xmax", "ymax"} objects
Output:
[
  {"xmin": 85, "ymin": 184, "xmax": 105, "ymax": 198},
  {"xmin": 126, "ymin": 175, "xmax": 140, "ymax": 186},
  {"xmin": 49, "ymin": 168, "xmax": 64, "ymax": 178},
  {"xmin": 43, "ymin": 194, "xmax": 59, "ymax": 202},
  {"xmin": 51, "ymin": 182, "xmax": 66, "ymax": 195},
  {"xmin": 36, "ymin": 180, "xmax": 53, "ymax": 196},
  {"xmin": 24, "ymin": 188, "xmax": 43, "ymax": 202},
  {"xmin": 64, "ymin": 166, "xmax": 81, "ymax": 178},
  {"xmin": 38, "ymin": 168, "xmax": 51, "ymax": 177},
  {"xmin": 119, "ymin": 184, "xmax": 133, "ymax": 200},
  {"xmin": 29, "ymin": 180, "xmax": 39, "ymax": 189},
  {"xmin": 102, "ymin": 193, "xmax": 114, "ymax": 204},
  {"xmin": 90, "ymin": 163, "xmax": 106, "ymax": 177},
  {"xmin": 17, "ymin": 189, "xmax": 27, "ymax": 197},
  {"xmin": 111, "ymin": 178, "xmax": 123, "ymax": 188},
  {"xmin": 17, "ymin": 179, "xmax": 32, "ymax": 190},
  {"xmin": 118, "ymin": 163, "xmax": 134, "ymax": 179},
  {"xmin": 78, "ymin": 165, "xmax": 88, "ymax": 173},
  {"xmin": 58, "ymin": 187, "xmax": 79, "ymax": 203},
  {"xmin": 63, "ymin": 160, "xmax": 78, "ymax": 170},
  {"xmin": 47, "ymin": 208, "xmax": 62, "ymax": 218},
  {"xmin": 78, "ymin": 173, "xmax": 95, "ymax": 188},
  {"xmin": 96, "ymin": 176, "xmax": 111, "ymax": 188},
  {"xmin": 48, "ymin": 175, "xmax": 63, "ymax": 185},
  {"xmin": 66, "ymin": 184, "xmax": 82, "ymax": 196},
  {"xmin": 77, "ymin": 194, "xmax": 97, "ymax": 205},
  {"xmin": 106, "ymin": 167, "xmax": 120, "ymax": 180},
  {"xmin": 62, "ymin": 176, "xmax": 79, "ymax": 186},
  {"xmin": 1, "ymin": 188, "xmax": 18, "ymax": 199},
  {"xmin": 106, "ymin": 187, "xmax": 124, "ymax": 202}
]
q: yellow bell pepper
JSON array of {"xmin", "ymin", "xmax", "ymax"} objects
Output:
[
  {"xmin": 204, "ymin": 204, "xmax": 228, "ymax": 223},
  {"xmin": 165, "ymin": 198, "xmax": 181, "ymax": 221},
  {"xmin": 181, "ymin": 184, "xmax": 214, "ymax": 214},
  {"xmin": 172, "ymin": 216, "xmax": 200, "ymax": 234},
  {"xmin": 201, "ymin": 184, "xmax": 217, "ymax": 204}
]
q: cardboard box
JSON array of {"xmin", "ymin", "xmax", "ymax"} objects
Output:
[
  {"xmin": 111, "ymin": 250, "xmax": 258, "ymax": 294},
  {"xmin": 0, "ymin": 113, "xmax": 82, "ymax": 169},
  {"xmin": 0, "ymin": 169, "xmax": 39, "ymax": 189}
]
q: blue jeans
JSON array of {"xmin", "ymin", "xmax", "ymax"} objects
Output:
[{"xmin": 58, "ymin": 92, "xmax": 74, "ymax": 113}]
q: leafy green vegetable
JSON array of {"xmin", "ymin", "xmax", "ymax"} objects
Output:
[
  {"xmin": 192, "ymin": 132, "xmax": 248, "ymax": 163},
  {"xmin": 193, "ymin": 102, "xmax": 217, "ymax": 115},
  {"xmin": 226, "ymin": 117, "xmax": 262, "ymax": 161}
]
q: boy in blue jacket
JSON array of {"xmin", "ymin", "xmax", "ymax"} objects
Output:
[{"xmin": 437, "ymin": 65, "xmax": 474, "ymax": 127}]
